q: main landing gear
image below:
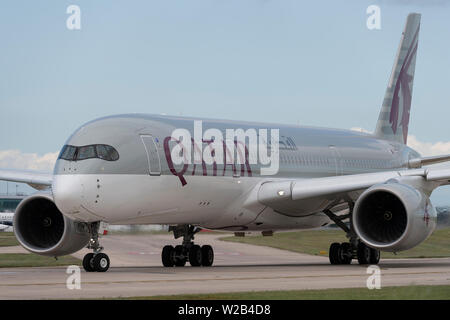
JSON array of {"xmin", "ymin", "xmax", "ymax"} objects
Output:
[
  {"xmin": 324, "ymin": 207, "xmax": 380, "ymax": 266},
  {"xmin": 329, "ymin": 241, "xmax": 380, "ymax": 265},
  {"xmin": 82, "ymin": 222, "xmax": 110, "ymax": 272},
  {"xmin": 161, "ymin": 225, "xmax": 214, "ymax": 267}
]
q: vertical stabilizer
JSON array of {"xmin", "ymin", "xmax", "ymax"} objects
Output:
[{"xmin": 374, "ymin": 13, "xmax": 421, "ymax": 144}]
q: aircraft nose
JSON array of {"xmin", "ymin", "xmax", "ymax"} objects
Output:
[{"xmin": 52, "ymin": 174, "xmax": 83, "ymax": 216}]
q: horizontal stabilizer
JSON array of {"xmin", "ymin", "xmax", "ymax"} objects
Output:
[{"xmin": 408, "ymin": 154, "xmax": 450, "ymax": 168}]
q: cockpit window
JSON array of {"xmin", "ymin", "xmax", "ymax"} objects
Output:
[
  {"xmin": 96, "ymin": 145, "xmax": 119, "ymax": 161},
  {"xmin": 59, "ymin": 145, "xmax": 77, "ymax": 161},
  {"xmin": 58, "ymin": 144, "xmax": 119, "ymax": 162},
  {"xmin": 77, "ymin": 146, "xmax": 96, "ymax": 160}
]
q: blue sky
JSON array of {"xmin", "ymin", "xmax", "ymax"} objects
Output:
[{"xmin": 1, "ymin": 0, "xmax": 450, "ymax": 203}]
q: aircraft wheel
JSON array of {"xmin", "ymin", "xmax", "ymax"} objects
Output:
[
  {"xmin": 162, "ymin": 245, "xmax": 175, "ymax": 267},
  {"xmin": 82, "ymin": 253, "xmax": 95, "ymax": 272},
  {"xmin": 339, "ymin": 242, "xmax": 352, "ymax": 265},
  {"xmin": 357, "ymin": 243, "xmax": 371, "ymax": 265},
  {"xmin": 174, "ymin": 245, "xmax": 187, "ymax": 267},
  {"xmin": 369, "ymin": 248, "xmax": 381, "ymax": 264},
  {"xmin": 174, "ymin": 259, "xmax": 186, "ymax": 267},
  {"xmin": 189, "ymin": 245, "xmax": 202, "ymax": 267},
  {"xmin": 201, "ymin": 245, "xmax": 214, "ymax": 267},
  {"xmin": 93, "ymin": 253, "xmax": 110, "ymax": 272},
  {"xmin": 329, "ymin": 242, "xmax": 341, "ymax": 265}
]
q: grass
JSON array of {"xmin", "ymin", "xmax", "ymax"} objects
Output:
[
  {"xmin": 0, "ymin": 233, "xmax": 19, "ymax": 247},
  {"xmin": 221, "ymin": 228, "xmax": 450, "ymax": 259},
  {"xmin": 124, "ymin": 285, "xmax": 450, "ymax": 300},
  {"xmin": 0, "ymin": 253, "xmax": 81, "ymax": 268}
]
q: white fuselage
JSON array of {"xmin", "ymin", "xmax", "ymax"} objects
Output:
[{"xmin": 51, "ymin": 114, "xmax": 419, "ymax": 232}]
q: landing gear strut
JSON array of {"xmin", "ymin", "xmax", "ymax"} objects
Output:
[
  {"xmin": 324, "ymin": 206, "xmax": 380, "ymax": 265},
  {"xmin": 161, "ymin": 225, "xmax": 214, "ymax": 267},
  {"xmin": 82, "ymin": 222, "xmax": 110, "ymax": 272}
]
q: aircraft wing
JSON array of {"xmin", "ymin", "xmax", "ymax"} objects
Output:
[
  {"xmin": 258, "ymin": 167, "xmax": 450, "ymax": 214},
  {"xmin": 0, "ymin": 169, "xmax": 53, "ymax": 190}
]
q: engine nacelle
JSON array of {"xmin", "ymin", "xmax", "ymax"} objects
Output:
[
  {"xmin": 13, "ymin": 193, "xmax": 91, "ymax": 257},
  {"xmin": 353, "ymin": 182, "xmax": 436, "ymax": 252}
]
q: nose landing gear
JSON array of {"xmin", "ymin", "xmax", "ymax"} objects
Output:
[
  {"xmin": 161, "ymin": 225, "xmax": 215, "ymax": 267},
  {"xmin": 82, "ymin": 222, "xmax": 110, "ymax": 272}
]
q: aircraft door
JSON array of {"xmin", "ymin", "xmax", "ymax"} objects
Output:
[
  {"xmin": 224, "ymin": 139, "xmax": 241, "ymax": 178},
  {"xmin": 140, "ymin": 135, "xmax": 161, "ymax": 176},
  {"xmin": 328, "ymin": 145, "xmax": 342, "ymax": 176}
]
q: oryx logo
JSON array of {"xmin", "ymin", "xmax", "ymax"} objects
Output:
[
  {"xmin": 164, "ymin": 121, "xmax": 280, "ymax": 186},
  {"xmin": 389, "ymin": 25, "xmax": 419, "ymax": 144}
]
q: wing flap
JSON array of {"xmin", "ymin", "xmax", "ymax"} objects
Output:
[{"xmin": 291, "ymin": 171, "xmax": 402, "ymax": 201}]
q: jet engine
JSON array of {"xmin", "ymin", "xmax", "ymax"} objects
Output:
[
  {"xmin": 13, "ymin": 193, "xmax": 91, "ymax": 257},
  {"xmin": 353, "ymin": 181, "xmax": 436, "ymax": 252}
]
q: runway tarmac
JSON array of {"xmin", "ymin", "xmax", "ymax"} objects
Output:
[{"xmin": 1, "ymin": 233, "xmax": 449, "ymax": 299}]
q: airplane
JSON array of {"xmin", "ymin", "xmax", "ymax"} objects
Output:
[
  {"xmin": 1, "ymin": 13, "xmax": 450, "ymax": 272},
  {"xmin": 0, "ymin": 212, "xmax": 14, "ymax": 232}
]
